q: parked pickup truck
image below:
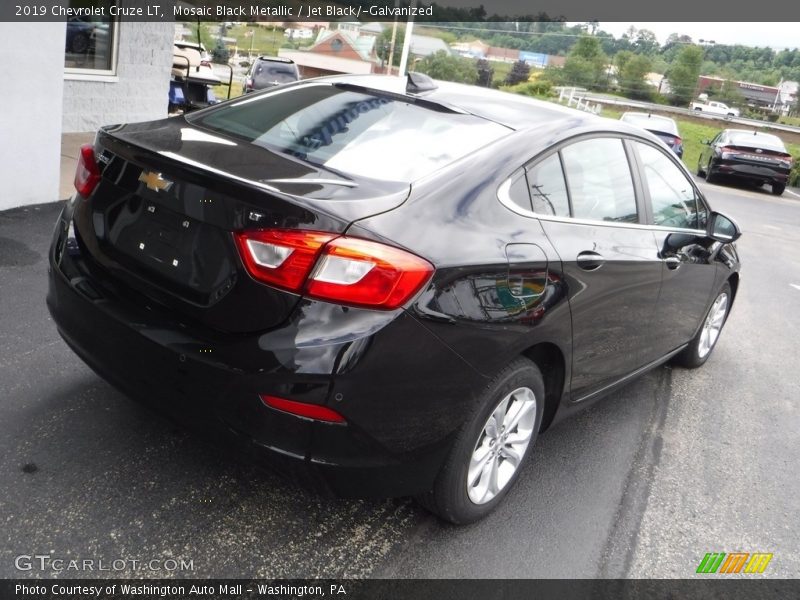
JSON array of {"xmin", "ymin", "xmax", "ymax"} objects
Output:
[{"xmin": 690, "ymin": 100, "xmax": 740, "ymax": 117}]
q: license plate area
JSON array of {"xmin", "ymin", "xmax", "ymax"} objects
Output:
[{"xmin": 104, "ymin": 195, "xmax": 236, "ymax": 304}]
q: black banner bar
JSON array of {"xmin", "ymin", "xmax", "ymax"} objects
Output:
[
  {"xmin": 2, "ymin": 579, "xmax": 800, "ymax": 600},
  {"xmin": 4, "ymin": 0, "xmax": 800, "ymax": 22}
]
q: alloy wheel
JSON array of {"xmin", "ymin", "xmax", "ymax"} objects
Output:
[
  {"xmin": 698, "ymin": 292, "xmax": 728, "ymax": 358},
  {"xmin": 467, "ymin": 387, "xmax": 537, "ymax": 505}
]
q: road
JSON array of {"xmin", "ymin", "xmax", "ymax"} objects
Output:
[{"xmin": 1, "ymin": 180, "xmax": 798, "ymax": 579}]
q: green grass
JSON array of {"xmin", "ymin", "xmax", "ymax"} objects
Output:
[
  {"xmin": 179, "ymin": 22, "xmax": 301, "ymax": 60},
  {"xmin": 675, "ymin": 120, "xmax": 723, "ymax": 173}
]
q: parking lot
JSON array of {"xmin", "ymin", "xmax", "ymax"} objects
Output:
[{"xmin": 1, "ymin": 179, "xmax": 798, "ymax": 578}]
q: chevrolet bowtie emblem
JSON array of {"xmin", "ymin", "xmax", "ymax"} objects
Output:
[{"xmin": 138, "ymin": 171, "xmax": 173, "ymax": 193}]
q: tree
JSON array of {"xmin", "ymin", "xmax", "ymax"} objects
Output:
[
  {"xmin": 667, "ymin": 45, "xmax": 704, "ymax": 105},
  {"xmin": 561, "ymin": 35, "xmax": 609, "ymax": 90},
  {"xmin": 376, "ymin": 26, "xmax": 404, "ymax": 68},
  {"xmin": 633, "ymin": 29, "xmax": 659, "ymax": 55},
  {"xmin": 618, "ymin": 54, "xmax": 653, "ymax": 100},
  {"xmin": 415, "ymin": 51, "xmax": 478, "ymax": 85},
  {"xmin": 477, "ymin": 59, "xmax": 494, "ymax": 87},
  {"xmin": 504, "ymin": 60, "xmax": 531, "ymax": 86}
]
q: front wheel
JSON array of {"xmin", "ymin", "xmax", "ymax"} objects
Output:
[
  {"xmin": 697, "ymin": 160, "xmax": 706, "ymax": 178},
  {"xmin": 674, "ymin": 283, "xmax": 732, "ymax": 369},
  {"xmin": 772, "ymin": 182, "xmax": 786, "ymax": 196},
  {"xmin": 417, "ymin": 357, "xmax": 545, "ymax": 524}
]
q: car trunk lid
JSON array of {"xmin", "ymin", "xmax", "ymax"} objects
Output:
[{"xmin": 72, "ymin": 118, "xmax": 410, "ymax": 333}]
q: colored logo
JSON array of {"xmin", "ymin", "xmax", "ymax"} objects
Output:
[
  {"xmin": 697, "ymin": 552, "xmax": 773, "ymax": 574},
  {"xmin": 138, "ymin": 171, "xmax": 173, "ymax": 193}
]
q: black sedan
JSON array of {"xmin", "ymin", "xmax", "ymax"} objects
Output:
[
  {"xmin": 47, "ymin": 74, "xmax": 741, "ymax": 524},
  {"xmin": 619, "ymin": 112, "xmax": 684, "ymax": 158},
  {"xmin": 698, "ymin": 128, "xmax": 794, "ymax": 195}
]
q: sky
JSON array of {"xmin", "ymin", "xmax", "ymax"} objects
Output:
[{"xmin": 593, "ymin": 23, "xmax": 800, "ymax": 50}]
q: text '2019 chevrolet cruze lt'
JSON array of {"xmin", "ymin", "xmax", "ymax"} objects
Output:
[{"xmin": 47, "ymin": 74, "xmax": 741, "ymax": 523}]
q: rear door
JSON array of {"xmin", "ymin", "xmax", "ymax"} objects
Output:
[{"xmin": 528, "ymin": 137, "xmax": 664, "ymax": 400}]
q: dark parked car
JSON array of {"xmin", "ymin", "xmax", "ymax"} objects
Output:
[
  {"xmin": 244, "ymin": 56, "xmax": 300, "ymax": 93},
  {"xmin": 619, "ymin": 112, "xmax": 684, "ymax": 158},
  {"xmin": 698, "ymin": 128, "xmax": 794, "ymax": 195},
  {"xmin": 47, "ymin": 74, "xmax": 741, "ymax": 523}
]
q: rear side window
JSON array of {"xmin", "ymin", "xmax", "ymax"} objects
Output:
[
  {"xmin": 526, "ymin": 154, "xmax": 569, "ymax": 216},
  {"xmin": 635, "ymin": 142, "xmax": 707, "ymax": 230},
  {"xmin": 189, "ymin": 85, "xmax": 510, "ymax": 183},
  {"xmin": 561, "ymin": 138, "xmax": 638, "ymax": 223}
]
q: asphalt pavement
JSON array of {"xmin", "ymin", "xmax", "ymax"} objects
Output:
[{"xmin": 0, "ymin": 180, "xmax": 798, "ymax": 579}]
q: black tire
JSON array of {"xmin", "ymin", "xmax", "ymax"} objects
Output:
[
  {"xmin": 772, "ymin": 182, "xmax": 786, "ymax": 196},
  {"xmin": 417, "ymin": 357, "xmax": 545, "ymax": 524},
  {"xmin": 70, "ymin": 32, "xmax": 90, "ymax": 54},
  {"xmin": 705, "ymin": 159, "xmax": 718, "ymax": 184},
  {"xmin": 674, "ymin": 282, "xmax": 732, "ymax": 369}
]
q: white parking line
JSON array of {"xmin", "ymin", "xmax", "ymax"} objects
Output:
[
  {"xmin": 792, "ymin": 284, "xmax": 800, "ymax": 292},
  {"xmin": 786, "ymin": 189, "xmax": 800, "ymax": 200}
]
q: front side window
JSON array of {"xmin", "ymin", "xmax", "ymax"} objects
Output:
[
  {"xmin": 560, "ymin": 138, "xmax": 638, "ymax": 223},
  {"xmin": 635, "ymin": 142, "xmax": 706, "ymax": 230},
  {"xmin": 64, "ymin": 1, "xmax": 116, "ymax": 75}
]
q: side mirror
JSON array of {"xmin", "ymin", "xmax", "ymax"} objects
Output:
[
  {"xmin": 702, "ymin": 139, "xmax": 711, "ymax": 145},
  {"xmin": 706, "ymin": 211, "xmax": 741, "ymax": 243}
]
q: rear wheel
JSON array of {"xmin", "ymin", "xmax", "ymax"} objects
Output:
[
  {"xmin": 417, "ymin": 357, "xmax": 545, "ymax": 524},
  {"xmin": 674, "ymin": 282, "xmax": 731, "ymax": 369},
  {"xmin": 772, "ymin": 182, "xmax": 786, "ymax": 196}
]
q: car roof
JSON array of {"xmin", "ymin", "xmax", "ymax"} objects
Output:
[
  {"xmin": 255, "ymin": 56, "xmax": 295, "ymax": 63},
  {"xmin": 311, "ymin": 74, "xmax": 606, "ymax": 131}
]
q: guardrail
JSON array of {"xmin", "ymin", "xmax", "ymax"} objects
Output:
[{"xmin": 555, "ymin": 89, "xmax": 800, "ymax": 136}]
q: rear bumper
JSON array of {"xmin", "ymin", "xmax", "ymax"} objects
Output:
[
  {"xmin": 712, "ymin": 159, "xmax": 790, "ymax": 183},
  {"xmin": 47, "ymin": 206, "xmax": 483, "ymax": 497}
]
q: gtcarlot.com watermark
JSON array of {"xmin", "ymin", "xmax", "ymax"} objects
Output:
[{"xmin": 14, "ymin": 554, "xmax": 194, "ymax": 573}]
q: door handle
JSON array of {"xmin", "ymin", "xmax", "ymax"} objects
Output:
[
  {"xmin": 576, "ymin": 251, "xmax": 605, "ymax": 271},
  {"xmin": 664, "ymin": 256, "xmax": 681, "ymax": 270}
]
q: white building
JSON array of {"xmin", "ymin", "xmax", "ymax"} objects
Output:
[{"xmin": 1, "ymin": 20, "xmax": 174, "ymax": 210}]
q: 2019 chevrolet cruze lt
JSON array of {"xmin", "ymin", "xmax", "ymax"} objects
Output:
[{"xmin": 47, "ymin": 74, "xmax": 741, "ymax": 523}]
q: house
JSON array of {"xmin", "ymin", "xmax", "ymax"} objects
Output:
[
  {"xmin": 409, "ymin": 35, "xmax": 450, "ymax": 58},
  {"xmin": 279, "ymin": 29, "xmax": 379, "ymax": 78},
  {"xmin": 452, "ymin": 39, "xmax": 490, "ymax": 58}
]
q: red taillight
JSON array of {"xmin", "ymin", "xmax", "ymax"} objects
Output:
[
  {"xmin": 674, "ymin": 136, "xmax": 682, "ymax": 146},
  {"xmin": 245, "ymin": 78, "xmax": 253, "ymax": 90},
  {"xmin": 74, "ymin": 144, "xmax": 100, "ymax": 197},
  {"xmin": 307, "ymin": 237, "xmax": 434, "ymax": 310},
  {"xmin": 234, "ymin": 229, "xmax": 434, "ymax": 310},
  {"xmin": 260, "ymin": 394, "xmax": 346, "ymax": 423},
  {"xmin": 233, "ymin": 229, "xmax": 336, "ymax": 292}
]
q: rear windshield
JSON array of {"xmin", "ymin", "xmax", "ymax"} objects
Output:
[
  {"xmin": 726, "ymin": 131, "xmax": 786, "ymax": 151},
  {"xmin": 621, "ymin": 114, "xmax": 678, "ymax": 135},
  {"xmin": 188, "ymin": 84, "xmax": 510, "ymax": 182},
  {"xmin": 253, "ymin": 62, "xmax": 298, "ymax": 85}
]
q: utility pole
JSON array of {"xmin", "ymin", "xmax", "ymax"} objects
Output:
[
  {"xmin": 386, "ymin": 0, "xmax": 400, "ymax": 75},
  {"xmin": 398, "ymin": 0, "xmax": 417, "ymax": 77}
]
